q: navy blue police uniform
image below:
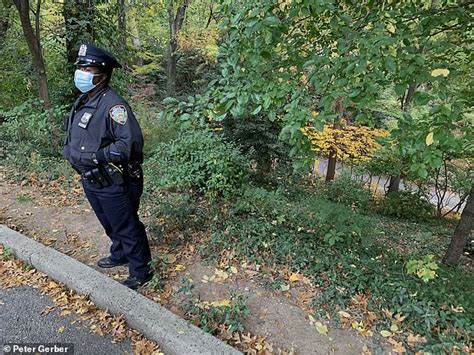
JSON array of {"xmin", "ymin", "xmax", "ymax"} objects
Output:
[{"xmin": 63, "ymin": 44, "xmax": 152, "ymax": 288}]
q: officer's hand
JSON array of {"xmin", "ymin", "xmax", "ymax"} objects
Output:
[{"xmin": 92, "ymin": 153, "xmax": 99, "ymax": 165}]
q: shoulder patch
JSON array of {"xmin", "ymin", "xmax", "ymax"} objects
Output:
[{"xmin": 109, "ymin": 105, "xmax": 128, "ymax": 125}]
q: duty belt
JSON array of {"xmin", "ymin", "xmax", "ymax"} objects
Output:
[
  {"xmin": 80, "ymin": 161, "xmax": 142, "ymax": 188},
  {"xmin": 81, "ymin": 164, "xmax": 124, "ymax": 188}
]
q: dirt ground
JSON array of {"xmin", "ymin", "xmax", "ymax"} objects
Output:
[{"xmin": 0, "ymin": 167, "xmax": 383, "ymax": 354}]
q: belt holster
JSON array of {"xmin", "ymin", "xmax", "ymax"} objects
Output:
[{"xmin": 81, "ymin": 166, "xmax": 112, "ymax": 188}]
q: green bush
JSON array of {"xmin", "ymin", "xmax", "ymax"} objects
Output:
[
  {"xmin": 321, "ymin": 174, "xmax": 374, "ymax": 211},
  {"xmin": 0, "ymin": 100, "xmax": 71, "ymax": 180},
  {"xmin": 222, "ymin": 114, "xmax": 291, "ymax": 183},
  {"xmin": 204, "ymin": 186, "xmax": 375, "ymax": 264},
  {"xmin": 378, "ymin": 190, "xmax": 434, "ymax": 220},
  {"xmin": 0, "ymin": 99, "xmax": 67, "ymax": 154},
  {"xmin": 147, "ymin": 127, "xmax": 248, "ymax": 196}
]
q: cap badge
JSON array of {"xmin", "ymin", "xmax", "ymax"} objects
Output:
[{"xmin": 78, "ymin": 44, "xmax": 87, "ymax": 56}]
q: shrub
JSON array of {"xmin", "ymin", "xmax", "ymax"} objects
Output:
[
  {"xmin": 321, "ymin": 174, "xmax": 374, "ymax": 211},
  {"xmin": 0, "ymin": 99, "xmax": 67, "ymax": 155},
  {"xmin": 147, "ymin": 127, "xmax": 248, "ymax": 197},
  {"xmin": 222, "ymin": 114, "xmax": 291, "ymax": 183},
  {"xmin": 204, "ymin": 186, "xmax": 375, "ymax": 264},
  {"xmin": 0, "ymin": 100, "xmax": 71, "ymax": 180},
  {"xmin": 378, "ymin": 190, "xmax": 434, "ymax": 220}
]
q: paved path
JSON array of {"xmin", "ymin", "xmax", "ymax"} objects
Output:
[
  {"xmin": 0, "ymin": 285, "xmax": 132, "ymax": 355},
  {"xmin": 314, "ymin": 159, "xmax": 464, "ymax": 211}
]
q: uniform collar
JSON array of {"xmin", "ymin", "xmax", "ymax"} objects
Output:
[{"xmin": 78, "ymin": 86, "xmax": 110, "ymax": 109}]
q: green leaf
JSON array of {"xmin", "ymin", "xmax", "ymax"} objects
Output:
[
  {"xmin": 385, "ymin": 57, "xmax": 396, "ymax": 73},
  {"xmin": 163, "ymin": 97, "xmax": 178, "ymax": 105},
  {"xmin": 252, "ymin": 105, "xmax": 262, "ymax": 115},
  {"xmin": 413, "ymin": 92, "xmax": 431, "ymax": 106},
  {"xmin": 263, "ymin": 17, "xmax": 280, "ymax": 26},
  {"xmin": 395, "ymin": 83, "xmax": 406, "ymax": 97}
]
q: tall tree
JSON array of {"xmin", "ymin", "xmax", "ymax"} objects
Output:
[
  {"xmin": 325, "ymin": 97, "xmax": 343, "ymax": 182},
  {"xmin": 0, "ymin": 0, "xmax": 13, "ymax": 48},
  {"xmin": 12, "ymin": 0, "xmax": 50, "ymax": 108},
  {"xmin": 63, "ymin": 0, "xmax": 95, "ymax": 70},
  {"xmin": 166, "ymin": 0, "xmax": 190, "ymax": 97},
  {"xmin": 386, "ymin": 82, "xmax": 417, "ymax": 194},
  {"xmin": 118, "ymin": 0, "xmax": 126, "ymax": 54}
]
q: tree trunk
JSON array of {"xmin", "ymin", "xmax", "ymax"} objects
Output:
[
  {"xmin": 0, "ymin": 2, "xmax": 12, "ymax": 48},
  {"xmin": 443, "ymin": 185, "xmax": 474, "ymax": 265},
  {"xmin": 130, "ymin": 21, "xmax": 143, "ymax": 66},
  {"xmin": 118, "ymin": 0, "xmax": 126, "ymax": 55},
  {"xmin": 326, "ymin": 97, "xmax": 343, "ymax": 182},
  {"xmin": 63, "ymin": 0, "xmax": 94, "ymax": 70},
  {"xmin": 387, "ymin": 81, "xmax": 418, "ymax": 195},
  {"xmin": 166, "ymin": 0, "xmax": 190, "ymax": 97},
  {"xmin": 13, "ymin": 0, "xmax": 50, "ymax": 108},
  {"xmin": 167, "ymin": 37, "xmax": 178, "ymax": 97},
  {"xmin": 387, "ymin": 176, "xmax": 401, "ymax": 193}
]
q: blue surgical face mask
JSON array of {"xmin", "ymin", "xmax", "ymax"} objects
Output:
[{"xmin": 74, "ymin": 69, "xmax": 102, "ymax": 93}]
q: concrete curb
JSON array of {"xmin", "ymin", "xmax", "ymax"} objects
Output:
[{"xmin": 0, "ymin": 225, "xmax": 241, "ymax": 355}]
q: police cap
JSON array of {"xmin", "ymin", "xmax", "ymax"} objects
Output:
[{"xmin": 75, "ymin": 43, "xmax": 122, "ymax": 69}]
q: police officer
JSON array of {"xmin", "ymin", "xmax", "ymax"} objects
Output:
[{"xmin": 63, "ymin": 43, "xmax": 152, "ymax": 290}]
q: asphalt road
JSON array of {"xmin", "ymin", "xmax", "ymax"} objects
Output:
[{"xmin": 0, "ymin": 286, "xmax": 132, "ymax": 355}]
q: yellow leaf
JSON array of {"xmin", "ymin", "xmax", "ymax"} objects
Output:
[
  {"xmin": 315, "ymin": 321, "xmax": 328, "ymax": 335},
  {"xmin": 364, "ymin": 330, "xmax": 374, "ymax": 337},
  {"xmin": 214, "ymin": 269, "xmax": 229, "ymax": 280},
  {"xmin": 175, "ymin": 264, "xmax": 186, "ymax": 271},
  {"xmin": 390, "ymin": 324, "xmax": 399, "ymax": 332},
  {"xmin": 230, "ymin": 266, "xmax": 238, "ymax": 274},
  {"xmin": 431, "ymin": 68, "xmax": 449, "ymax": 77},
  {"xmin": 289, "ymin": 273, "xmax": 300, "ymax": 282},
  {"xmin": 425, "ymin": 132, "xmax": 434, "ymax": 146},
  {"xmin": 58, "ymin": 326, "xmax": 65, "ymax": 333},
  {"xmin": 211, "ymin": 299, "xmax": 231, "ymax": 307},
  {"xmin": 60, "ymin": 310, "xmax": 72, "ymax": 316},
  {"xmin": 450, "ymin": 305, "xmax": 464, "ymax": 313},
  {"xmin": 380, "ymin": 330, "xmax": 392, "ymax": 337},
  {"xmin": 387, "ymin": 23, "xmax": 396, "ymax": 34},
  {"xmin": 338, "ymin": 310, "xmax": 351, "ymax": 318},
  {"xmin": 394, "ymin": 314, "xmax": 406, "ymax": 323}
]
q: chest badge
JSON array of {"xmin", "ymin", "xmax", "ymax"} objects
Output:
[
  {"xmin": 110, "ymin": 105, "xmax": 128, "ymax": 125},
  {"xmin": 78, "ymin": 112, "xmax": 92, "ymax": 129}
]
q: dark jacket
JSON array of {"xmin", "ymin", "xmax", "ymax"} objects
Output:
[{"xmin": 63, "ymin": 87, "xmax": 144, "ymax": 172}]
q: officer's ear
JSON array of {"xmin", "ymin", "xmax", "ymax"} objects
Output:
[{"xmin": 93, "ymin": 72, "xmax": 107, "ymax": 86}]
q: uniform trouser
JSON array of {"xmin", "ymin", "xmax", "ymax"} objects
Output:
[{"xmin": 81, "ymin": 174, "xmax": 152, "ymax": 279}]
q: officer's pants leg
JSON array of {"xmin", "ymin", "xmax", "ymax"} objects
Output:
[
  {"xmin": 83, "ymin": 181, "xmax": 151, "ymax": 279},
  {"xmin": 83, "ymin": 185, "xmax": 127, "ymax": 263}
]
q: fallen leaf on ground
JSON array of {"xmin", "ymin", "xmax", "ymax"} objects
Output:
[
  {"xmin": 315, "ymin": 321, "xmax": 328, "ymax": 335},
  {"xmin": 175, "ymin": 264, "xmax": 185, "ymax": 272},
  {"xmin": 211, "ymin": 299, "xmax": 231, "ymax": 307},
  {"xmin": 338, "ymin": 310, "xmax": 351, "ymax": 319},
  {"xmin": 407, "ymin": 333, "xmax": 426, "ymax": 346}
]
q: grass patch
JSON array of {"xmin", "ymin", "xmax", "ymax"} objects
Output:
[{"xmin": 17, "ymin": 193, "xmax": 33, "ymax": 204}]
